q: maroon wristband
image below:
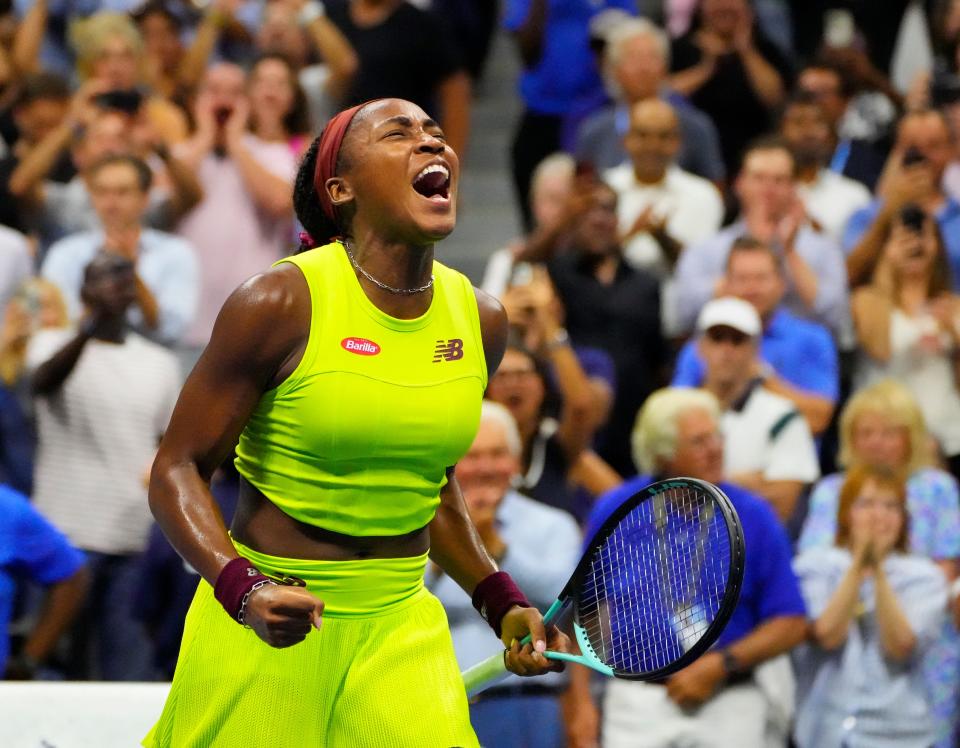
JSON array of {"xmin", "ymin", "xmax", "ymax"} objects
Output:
[
  {"xmin": 214, "ymin": 557, "xmax": 273, "ymax": 624},
  {"xmin": 471, "ymin": 571, "xmax": 532, "ymax": 638}
]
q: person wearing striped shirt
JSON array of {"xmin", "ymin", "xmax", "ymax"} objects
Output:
[{"xmin": 26, "ymin": 252, "xmax": 180, "ymax": 680}]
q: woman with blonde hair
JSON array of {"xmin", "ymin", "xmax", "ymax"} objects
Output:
[
  {"xmin": 798, "ymin": 378, "xmax": 960, "ymax": 748},
  {"xmin": 70, "ymin": 12, "xmax": 188, "ymax": 144},
  {"xmin": 0, "ymin": 278, "xmax": 69, "ymax": 391},
  {"xmin": 850, "ymin": 206, "xmax": 960, "ymax": 479},
  {"xmin": 0, "ymin": 279, "xmax": 69, "ymax": 494},
  {"xmin": 793, "ymin": 466, "xmax": 947, "ymax": 748}
]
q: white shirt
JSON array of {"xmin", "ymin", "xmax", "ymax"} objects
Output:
[
  {"xmin": 722, "ymin": 381, "xmax": 821, "ymax": 483},
  {"xmin": 605, "ymin": 163, "xmax": 724, "ymax": 275},
  {"xmin": 854, "ymin": 307, "xmax": 960, "ymax": 456},
  {"xmin": 0, "ymin": 224, "xmax": 31, "ymax": 312},
  {"xmin": 605, "ymin": 163, "xmax": 724, "ymax": 336},
  {"xmin": 944, "ymin": 161, "xmax": 960, "ymax": 205},
  {"xmin": 27, "ymin": 328, "xmax": 181, "ymax": 554},
  {"xmin": 797, "ymin": 169, "xmax": 872, "ymax": 245}
]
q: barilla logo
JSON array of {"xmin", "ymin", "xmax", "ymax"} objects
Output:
[{"xmin": 341, "ymin": 337, "xmax": 381, "ymax": 356}]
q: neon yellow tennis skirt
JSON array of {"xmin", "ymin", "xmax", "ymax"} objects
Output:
[{"xmin": 143, "ymin": 540, "xmax": 478, "ymax": 747}]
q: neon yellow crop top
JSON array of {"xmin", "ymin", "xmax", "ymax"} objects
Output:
[{"xmin": 234, "ymin": 241, "xmax": 487, "ymax": 536}]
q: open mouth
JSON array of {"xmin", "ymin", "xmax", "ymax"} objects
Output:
[
  {"xmin": 505, "ymin": 393, "xmax": 525, "ymax": 409},
  {"xmin": 412, "ymin": 163, "xmax": 451, "ymax": 202}
]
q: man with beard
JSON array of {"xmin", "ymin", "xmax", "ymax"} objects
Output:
[{"xmin": 781, "ymin": 92, "xmax": 872, "ymax": 244}]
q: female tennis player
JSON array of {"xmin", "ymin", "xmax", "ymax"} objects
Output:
[{"xmin": 144, "ymin": 98, "xmax": 568, "ymax": 747}]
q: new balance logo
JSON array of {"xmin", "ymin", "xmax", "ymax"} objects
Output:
[{"xmin": 433, "ymin": 338, "xmax": 464, "ymax": 362}]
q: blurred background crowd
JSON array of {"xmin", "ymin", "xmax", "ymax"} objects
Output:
[{"xmin": 2, "ymin": 0, "xmax": 960, "ymax": 747}]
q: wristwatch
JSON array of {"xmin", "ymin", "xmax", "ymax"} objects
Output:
[
  {"xmin": 298, "ymin": 0, "xmax": 326, "ymax": 25},
  {"xmin": 720, "ymin": 648, "xmax": 743, "ymax": 678}
]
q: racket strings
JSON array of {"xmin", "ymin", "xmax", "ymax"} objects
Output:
[{"xmin": 577, "ymin": 485, "xmax": 732, "ymax": 676}]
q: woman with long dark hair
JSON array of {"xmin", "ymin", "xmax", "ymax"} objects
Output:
[
  {"xmin": 248, "ymin": 53, "xmax": 313, "ymax": 158},
  {"xmin": 851, "ymin": 208, "xmax": 960, "ymax": 479}
]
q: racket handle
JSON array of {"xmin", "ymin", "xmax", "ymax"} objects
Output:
[
  {"xmin": 462, "ymin": 652, "xmax": 510, "ymax": 697},
  {"xmin": 461, "ymin": 599, "xmax": 567, "ymax": 697}
]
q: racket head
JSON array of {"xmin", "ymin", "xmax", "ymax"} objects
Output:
[{"xmin": 569, "ymin": 477, "xmax": 745, "ymax": 681}]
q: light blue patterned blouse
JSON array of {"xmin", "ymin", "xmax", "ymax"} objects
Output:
[
  {"xmin": 792, "ymin": 549, "xmax": 947, "ymax": 748},
  {"xmin": 798, "ymin": 468, "xmax": 960, "ymax": 748}
]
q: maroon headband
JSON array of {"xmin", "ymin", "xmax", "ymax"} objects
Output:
[{"xmin": 312, "ymin": 102, "xmax": 374, "ymax": 223}]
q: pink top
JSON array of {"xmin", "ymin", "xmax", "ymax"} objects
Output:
[
  {"xmin": 175, "ymin": 134, "xmax": 298, "ymax": 347},
  {"xmin": 666, "ymin": 0, "xmax": 699, "ymax": 37}
]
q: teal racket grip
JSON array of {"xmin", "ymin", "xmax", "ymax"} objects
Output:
[
  {"xmin": 461, "ymin": 599, "xmax": 614, "ymax": 698},
  {"xmin": 462, "ymin": 649, "xmax": 613, "ymax": 698}
]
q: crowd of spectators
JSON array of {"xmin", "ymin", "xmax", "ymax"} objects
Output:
[{"xmin": 2, "ymin": 1, "xmax": 960, "ymax": 747}]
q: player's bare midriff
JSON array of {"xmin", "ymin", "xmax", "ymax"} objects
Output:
[{"xmin": 230, "ymin": 477, "xmax": 431, "ymax": 561}]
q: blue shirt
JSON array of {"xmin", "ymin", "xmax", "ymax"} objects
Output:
[
  {"xmin": 672, "ymin": 308, "xmax": 839, "ymax": 401},
  {"xmin": 843, "ymin": 198, "xmax": 960, "ymax": 291},
  {"xmin": 503, "ymin": 0, "xmax": 635, "ymax": 114},
  {"xmin": 585, "ymin": 476, "xmax": 806, "ymax": 648},
  {"xmin": 0, "ymin": 484, "xmax": 84, "ymax": 670},
  {"xmin": 41, "ymin": 228, "xmax": 199, "ymax": 345},
  {"xmin": 429, "ymin": 490, "xmax": 582, "ymax": 688}
]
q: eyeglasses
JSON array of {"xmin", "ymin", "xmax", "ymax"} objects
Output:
[
  {"xmin": 680, "ymin": 431, "xmax": 723, "ymax": 450},
  {"xmin": 704, "ymin": 327, "xmax": 751, "ymax": 345}
]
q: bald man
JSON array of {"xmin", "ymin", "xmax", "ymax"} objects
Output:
[
  {"xmin": 575, "ymin": 18, "xmax": 725, "ymax": 181},
  {"xmin": 604, "ymin": 98, "xmax": 724, "ymax": 335}
]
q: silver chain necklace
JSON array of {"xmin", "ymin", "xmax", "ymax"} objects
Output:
[{"xmin": 343, "ymin": 241, "xmax": 434, "ymax": 296}]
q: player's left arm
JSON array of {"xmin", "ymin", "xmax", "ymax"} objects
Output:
[
  {"xmin": 428, "ymin": 288, "xmax": 568, "ymax": 671},
  {"xmin": 428, "ymin": 286, "xmax": 507, "ymax": 596}
]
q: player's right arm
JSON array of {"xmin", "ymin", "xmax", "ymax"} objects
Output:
[{"xmin": 149, "ymin": 264, "xmax": 323, "ymax": 646}]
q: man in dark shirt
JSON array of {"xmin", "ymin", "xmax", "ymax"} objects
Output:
[
  {"xmin": 796, "ymin": 61, "xmax": 888, "ymax": 191},
  {"xmin": 548, "ymin": 178, "xmax": 666, "ymax": 475},
  {"xmin": 326, "ymin": 0, "xmax": 471, "ymax": 157},
  {"xmin": 669, "ymin": 0, "xmax": 794, "ymax": 176}
]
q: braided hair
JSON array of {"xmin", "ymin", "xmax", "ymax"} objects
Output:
[{"xmin": 293, "ymin": 117, "xmax": 361, "ymax": 253}]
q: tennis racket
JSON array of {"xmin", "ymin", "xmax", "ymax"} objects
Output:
[{"xmin": 461, "ymin": 477, "xmax": 745, "ymax": 697}]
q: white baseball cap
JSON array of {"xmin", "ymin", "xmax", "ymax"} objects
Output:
[{"xmin": 696, "ymin": 297, "xmax": 761, "ymax": 337}]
